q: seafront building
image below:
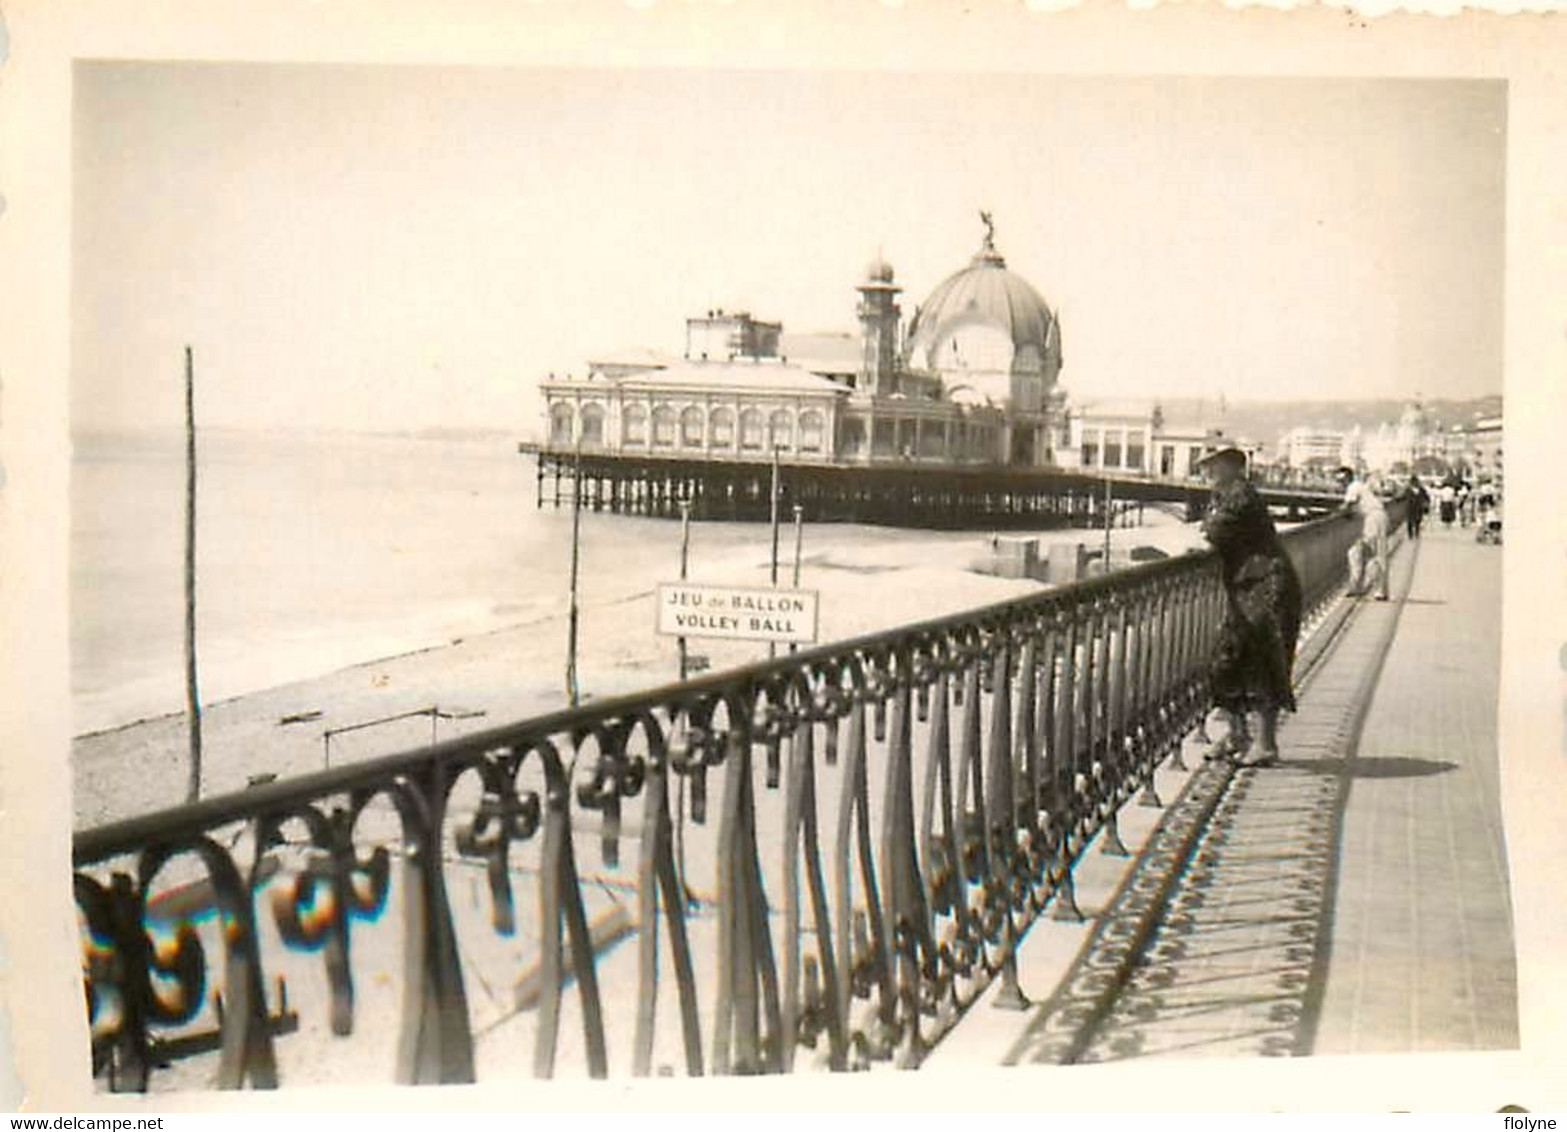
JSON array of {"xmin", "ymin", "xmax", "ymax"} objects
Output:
[
  {"xmin": 1360, "ymin": 401, "xmax": 1447, "ymax": 475},
  {"xmin": 1278, "ymin": 425, "xmax": 1358, "ymax": 472},
  {"xmin": 538, "ymin": 216, "xmax": 1064, "ymax": 471},
  {"xmin": 1445, "ymin": 414, "xmax": 1504, "ymax": 481},
  {"xmin": 1057, "ymin": 398, "xmax": 1256, "ymax": 479},
  {"xmin": 529, "ymin": 216, "xmax": 1346, "ymax": 525}
]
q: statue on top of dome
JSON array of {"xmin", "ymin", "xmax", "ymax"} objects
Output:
[{"xmin": 980, "ymin": 209, "xmax": 996, "ymax": 250}]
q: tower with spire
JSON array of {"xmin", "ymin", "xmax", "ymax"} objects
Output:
[{"xmin": 856, "ymin": 251, "xmax": 901, "ymax": 396}]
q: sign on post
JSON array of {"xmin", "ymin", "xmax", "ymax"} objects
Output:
[{"xmin": 656, "ymin": 583, "xmax": 820, "ymax": 645}]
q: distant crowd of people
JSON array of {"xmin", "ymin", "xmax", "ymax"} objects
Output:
[{"xmin": 1371, "ymin": 470, "xmax": 1502, "ymax": 540}]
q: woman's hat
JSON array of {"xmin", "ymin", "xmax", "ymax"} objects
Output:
[
  {"xmin": 1334, "ymin": 465, "xmax": 1356, "ymax": 480},
  {"xmin": 1195, "ymin": 445, "xmax": 1248, "ymax": 470}
]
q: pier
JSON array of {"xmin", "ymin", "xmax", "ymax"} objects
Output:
[{"xmin": 524, "ymin": 444, "xmax": 1343, "ymax": 528}]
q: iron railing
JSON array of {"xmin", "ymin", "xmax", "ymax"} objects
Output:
[{"xmin": 73, "ymin": 504, "xmax": 1387, "ymax": 1090}]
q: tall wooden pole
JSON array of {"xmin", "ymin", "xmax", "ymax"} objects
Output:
[
  {"xmin": 183, "ymin": 346, "xmax": 203, "ymax": 803},
  {"xmin": 566, "ymin": 436, "xmax": 584, "ymax": 707}
]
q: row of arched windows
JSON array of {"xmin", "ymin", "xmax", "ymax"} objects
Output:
[{"xmin": 549, "ymin": 402, "xmax": 827, "ymax": 453}]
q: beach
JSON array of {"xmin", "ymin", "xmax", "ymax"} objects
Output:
[
  {"xmin": 70, "ymin": 433, "xmax": 1220, "ymax": 1087},
  {"xmin": 70, "ymin": 431, "xmax": 1208, "ymax": 827}
]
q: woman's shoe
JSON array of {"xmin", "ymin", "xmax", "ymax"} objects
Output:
[{"xmin": 1240, "ymin": 745, "xmax": 1279, "ymax": 768}]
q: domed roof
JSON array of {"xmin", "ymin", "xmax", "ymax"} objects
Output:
[
  {"xmin": 863, "ymin": 251, "xmax": 896, "ymax": 285},
  {"xmin": 905, "ymin": 216, "xmax": 1058, "ymax": 365}
]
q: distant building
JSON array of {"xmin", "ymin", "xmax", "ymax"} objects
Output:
[
  {"xmin": 685, "ymin": 310, "xmax": 782, "ymax": 364},
  {"xmin": 1361, "ymin": 400, "xmax": 1445, "ymax": 473},
  {"xmin": 537, "ymin": 214, "xmax": 1064, "ymax": 468},
  {"xmin": 1278, "ymin": 426, "xmax": 1355, "ymax": 471},
  {"xmin": 1445, "ymin": 414, "xmax": 1504, "ymax": 481},
  {"xmin": 1059, "ymin": 398, "xmax": 1258, "ymax": 479}
]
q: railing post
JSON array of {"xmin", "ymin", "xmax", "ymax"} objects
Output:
[
  {"xmin": 879, "ymin": 663, "xmax": 930, "ymax": 1063},
  {"xmin": 1099, "ymin": 595, "xmax": 1131, "ymax": 859},
  {"xmin": 394, "ymin": 765, "xmax": 476, "ymax": 1085}
]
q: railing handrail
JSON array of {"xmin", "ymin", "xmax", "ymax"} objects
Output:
[{"xmin": 73, "ymin": 507, "xmax": 1356, "ymax": 863}]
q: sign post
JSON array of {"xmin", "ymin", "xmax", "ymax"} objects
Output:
[
  {"xmin": 656, "ymin": 583, "xmax": 820, "ymax": 647},
  {"xmin": 677, "ymin": 498, "xmax": 692, "ymax": 681},
  {"xmin": 768, "ymin": 445, "xmax": 782, "ymax": 659},
  {"xmin": 673, "ymin": 496, "xmax": 695, "ymax": 909},
  {"xmin": 790, "ymin": 504, "xmax": 805, "ymax": 654}
]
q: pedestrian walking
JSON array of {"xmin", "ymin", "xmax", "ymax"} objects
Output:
[
  {"xmin": 1404, "ymin": 474, "xmax": 1428, "ymax": 539},
  {"xmin": 1438, "ymin": 481, "xmax": 1457, "ymax": 528},
  {"xmin": 1198, "ymin": 446, "xmax": 1304, "ymax": 769},
  {"xmin": 1337, "ymin": 465, "xmax": 1390, "ymax": 601}
]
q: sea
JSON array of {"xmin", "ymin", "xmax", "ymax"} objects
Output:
[{"xmin": 69, "ymin": 428, "xmax": 769, "ymax": 736}]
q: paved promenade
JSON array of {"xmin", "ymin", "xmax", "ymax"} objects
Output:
[
  {"xmin": 1313, "ymin": 522, "xmax": 1515, "ymax": 1054},
  {"xmin": 931, "ymin": 521, "xmax": 1515, "ymax": 1066}
]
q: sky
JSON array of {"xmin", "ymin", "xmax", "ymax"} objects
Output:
[{"xmin": 71, "ymin": 65, "xmax": 1506, "ymax": 435}]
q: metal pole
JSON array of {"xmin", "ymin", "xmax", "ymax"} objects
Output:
[
  {"xmin": 678, "ymin": 498, "xmax": 691, "ymax": 681},
  {"xmin": 789, "ymin": 504, "xmax": 804, "ymax": 655},
  {"xmin": 182, "ymin": 346, "xmax": 203, "ymax": 803},
  {"xmin": 674, "ymin": 495, "xmax": 693, "ymax": 909},
  {"xmin": 566, "ymin": 436, "xmax": 584, "ymax": 707},
  {"xmin": 791, "ymin": 504, "xmax": 804, "ymax": 587},
  {"xmin": 769, "ymin": 444, "xmax": 782, "ymax": 586},
  {"xmin": 1103, "ymin": 472, "xmax": 1113, "ymax": 576},
  {"xmin": 769, "ymin": 445, "xmax": 781, "ymax": 660}
]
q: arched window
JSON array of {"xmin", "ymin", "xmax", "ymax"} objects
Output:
[
  {"xmin": 652, "ymin": 405, "xmax": 676, "ymax": 447},
  {"xmin": 769, "ymin": 409, "xmax": 794, "ymax": 452},
  {"xmin": 711, "ymin": 407, "xmax": 736, "ymax": 447},
  {"xmin": 580, "ymin": 403, "xmax": 605, "ymax": 447},
  {"xmin": 550, "ymin": 403, "xmax": 575, "ymax": 445},
  {"xmin": 740, "ymin": 408, "xmax": 765, "ymax": 450},
  {"xmin": 799, "ymin": 409, "xmax": 826, "ymax": 453},
  {"xmin": 680, "ymin": 406, "xmax": 705, "ymax": 447},
  {"xmin": 622, "ymin": 403, "xmax": 648, "ymax": 445}
]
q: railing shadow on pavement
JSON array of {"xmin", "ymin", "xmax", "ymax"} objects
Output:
[
  {"xmin": 71, "ymin": 501, "xmax": 1395, "ymax": 1090},
  {"xmin": 1003, "ymin": 507, "xmax": 1414, "ymax": 1068}
]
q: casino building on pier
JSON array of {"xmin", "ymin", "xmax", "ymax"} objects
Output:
[{"xmin": 537, "ymin": 215, "xmax": 1067, "ymax": 470}]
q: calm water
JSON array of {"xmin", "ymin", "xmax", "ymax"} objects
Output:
[{"xmin": 69, "ymin": 429, "xmax": 765, "ymax": 735}]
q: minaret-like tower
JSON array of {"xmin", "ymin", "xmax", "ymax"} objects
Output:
[{"xmin": 857, "ymin": 253, "xmax": 901, "ymax": 396}]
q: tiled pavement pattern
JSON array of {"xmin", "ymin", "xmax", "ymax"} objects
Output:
[
  {"xmin": 999, "ymin": 524, "xmax": 1516, "ymax": 1065},
  {"xmin": 1312, "ymin": 525, "xmax": 1516, "ymax": 1054}
]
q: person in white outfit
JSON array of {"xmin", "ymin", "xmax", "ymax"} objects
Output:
[{"xmin": 1336, "ymin": 466, "xmax": 1389, "ymax": 601}]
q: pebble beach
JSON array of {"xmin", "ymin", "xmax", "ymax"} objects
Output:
[{"xmin": 72, "ymin": 510, "xmax": 1207, "ymax": 828}]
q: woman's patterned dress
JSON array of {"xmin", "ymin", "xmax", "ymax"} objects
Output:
[{"xmin": 1202, "ymin": 478, "xmax": 1305, "ymax": 713}]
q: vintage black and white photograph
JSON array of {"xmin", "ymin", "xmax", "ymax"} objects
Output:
[{"xmin": 55, "ymin": 57, "xmax": 1524, "ymax": 1096}]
